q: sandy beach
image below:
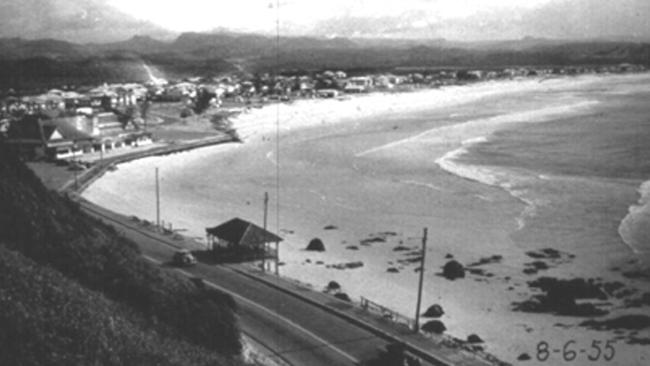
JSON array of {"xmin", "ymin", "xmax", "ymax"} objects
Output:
[{"xmin": 83, "ymin": 74, "xmax": 650, "ymax": 365}]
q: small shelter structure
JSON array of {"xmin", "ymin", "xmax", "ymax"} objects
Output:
[{"xmin": 206, "ymin": 217, "xmax": 282, "ymax": 251}]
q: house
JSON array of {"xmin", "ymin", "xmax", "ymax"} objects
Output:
[
  {"xmin": 205, "ymin": 217, "xmax": 283, "ymax": 251},
  {"xmin": 5, "ymin": 114, "xmax": 95, "ymax": 160},
  {"xmin": 344, "ymin": 76, "xmax": 373, "ymax": 93}
]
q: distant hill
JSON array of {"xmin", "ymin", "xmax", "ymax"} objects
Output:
[
  {"xmin": 0, "ymin": 146, "xmax": 244, "ymax": 365},
  {"xmin": 0, "ymin": 32, "xmax": 648, "ymax": 90},
  {"xmin": 0, "ymin": 0, "xmax": 174, "ymax": 43}
]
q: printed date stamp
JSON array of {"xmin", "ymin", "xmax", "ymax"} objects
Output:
[{"xmin": 536, "ymin": 340, "xmax": 616, "ymax": 362}]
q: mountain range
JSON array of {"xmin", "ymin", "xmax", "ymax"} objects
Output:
[{"xmin": 0, "ymin": 32, "xmax": 648, "ymax": 91}]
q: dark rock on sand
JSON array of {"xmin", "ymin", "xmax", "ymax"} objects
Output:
[
  {"xmin": 513, "ymin": 277, "xmax": 613, "ymax": 316},
  {"xmin": 532, "ymin": 277, "xmax": 608, "ymax": 300},
  {"xmin": 334, "ymin": 292, "xmax": 352, "ymax": 302},
  {"xmin": 523, "ymin": 267, "xmax": 538, "ymax": 275},
  {"xmin": 306, "ymin": 238, "xmax": 326, "ymax": 251},
  {"xmin": 580, "ymin": 315, "xmax": 650, "ymax": 330},
  {"xmin": 513, "ymin": 296, "xmax": 608, "ymax": 316},
  {"xmin": 421, "ymin": 320, "xmax": 446, "ymax": 334},
  {"xmin": 445, "ymin": 253, "xmax": 454, "ymax": 259},
  {"xmin": 467, "ymin": 334, "xmax": 483, "ymax": 344},
  {"xmin": 628, "ymin": 337, "xmax": 650, "ymax": 345},
  {"xmin": 517, "ymin": 353, "xmax": 531, "ymax": 361},
  {"xmin": 324, "ymin": 225, "xmax": 338, "ymax": 230},
  {"xmin": 393, "ymin": 246, "xmax": 410, "ymax": 252},
  {"xmin": 327, "ymin": 281, "xmax": 341, "ymax": 291},
  {"xmin": 387, "ymin": 267, "xmax": 399, "ymax": 273},
  {"xmin": 331, "ymin": 261, "xmax": 364, "ymax": 270},
  {"xmin": 346, "ymin": 245, "xmax": 359, "ymax": 251},
  {"xmin": 467, "ymin": 255, "xmax": 503, "ymax": 267},
  {"xmin": 361, "ymin": 236, "xmax": 386, "ymax": 245},
  {"xmin": 422, "ymin": 304, "xmax": 444, "ymax": 318},
  {"xmin": 625, "ymin": 292, "xmax": 650, "ymax": 307},
  {"xmin": 443, "ymin": 260, "xmax": 465, "ymax": 280},
  {"xmin": 529, "ymin": 261, "xmax": 549, "ymax": 270}
]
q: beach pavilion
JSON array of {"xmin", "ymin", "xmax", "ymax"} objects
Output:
[{"xmin": 205, "ymin": 218, "xmax": 283, "ymax": 262}]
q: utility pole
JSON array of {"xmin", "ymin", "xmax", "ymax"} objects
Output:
[
  {"xmin": 155, "ymin": 167, "xmax": 160, "ymax": 231},
  {"xmin": 414, "ymin": 227, "xmax": 428, "ymax": 333},
  {"xmin": 72, "ymin": 140, "xmax": 78, "ymax": 190},
  {"xmin": 262, "ymin": 192, "xmax": 269, "ymax": 272}
]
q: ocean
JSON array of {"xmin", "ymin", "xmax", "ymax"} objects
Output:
[
  {"xmin": 83, "ymin": 73, "xmax": 650, "ymax": 364},
  {"xmin": 445, "ymin": 74, "xmax": 650, "ymax": 257}
]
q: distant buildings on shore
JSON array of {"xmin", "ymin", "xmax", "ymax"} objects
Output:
[{"xmin": 1, "ymin": 62, "xmax": 646, "ymax": 161}]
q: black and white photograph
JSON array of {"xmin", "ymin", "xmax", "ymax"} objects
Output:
[{"xmin": 1, "ymin": 1, "xmax": 649, "ymax": 365}]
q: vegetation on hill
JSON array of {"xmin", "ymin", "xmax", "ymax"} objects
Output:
[
  {"xmin": 0, "ymin": 246, "xmax": 241, "ymax": 366},
  {"xmin": 0, "ymin": 146, "xmax": 244, "ymax": 364},
  {"xmin": 0, "ymin": 34, "xmax": 648, "ymax": 90}
]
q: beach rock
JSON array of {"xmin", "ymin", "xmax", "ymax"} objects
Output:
[
  {"xmin": 625, "ymin": 292, "xmax": 650, "ymax": 307},
  {"xmin": 513, "ymin": 277, "xmax": 611, "ymax": 316},
  {"xmin": 306, "ymin": 238, "xmax": 325, "ymax": 251},
  {"xmin": 421, "ymin": 320, "xmax": 446, "ymax": 334},
  {"xmin": 628, "ymin": 337, "xmax": 650, "ymax": 345},
  {"xmin": 334, "ymin": 292, "xmax": 351, "ymax": 302},
  {"xmin": 443, "ymin": 260, "xmax": 465, "ymax": 280},
  {"xmin": 387, "ymin": 267, "xmax": 399, "ymax": 273},
  {"xmin": 445, "ymin": 253, "xmax": 454, "ymax": 259},
  {"xmin": 467, "ymin": 255, "xmax": 503, "ymax": 267},
  {"xmin": 523, "ymin": 267, "xmax": 538, "ymax": 275},
  {"xmin": 326, "ymin": 281, "xmax": 341, "ymax": 291},
  {"xmin": 580, "ymin": 314, "xmax": 650, "ymax": 330},
  {"xmin": 467, "ymin": 334, "xmax": 483, "ymax": 344},
  {"xmin": 422, "ymin": 304, "xmax": 444, "ymax": 318},
  {"xmin": 517, "ymin": 353, "xmax": 531, "ymax": 361},
  {"xmin": 346, "ymin": 245, "xmax": 359, "ymax": 251},
  {"xmin": 324, "ymin": 225, "xmax": 338, "ymax": 230},
  {"xmin": 331, "ymin": 261, "xmax": 364, "ymax": 270}
]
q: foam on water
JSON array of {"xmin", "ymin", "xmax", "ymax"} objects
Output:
[
  {"xmin": 436, "ymin": 142, "xmax": 546, "ymax": 230},
  {"xmin": 619, "ymin": 180, "xmax": 650, "ymax": 254},
  {"xmin": 432, "ymin": 102, "xmax": 600, "ymax": 230}
]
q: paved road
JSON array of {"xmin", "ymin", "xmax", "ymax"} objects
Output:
[{"xmin": 79, "ymin": 200, "xmax": 393, "ymax": 366}]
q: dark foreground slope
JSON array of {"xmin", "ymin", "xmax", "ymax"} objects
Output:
[{"xmin": 0, "ymin": 147, "xmax": 244, "ymax": 365}]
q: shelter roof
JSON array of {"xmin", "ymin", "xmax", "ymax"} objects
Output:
[{"xmin": 206, "ymin": 218, "xmax": 282, "ymax": 246}]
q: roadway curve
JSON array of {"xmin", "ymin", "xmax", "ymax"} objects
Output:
[{"xmin": 79, "ymin": 200, "xmax": 391, "ymax": 366}]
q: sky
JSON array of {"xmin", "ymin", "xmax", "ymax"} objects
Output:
[
  {"xmin": 107, "ymin": 0, "xmax": 552, "ymax": 35},
  {"xmin": 2, "ymin": 0, "xmax": 647, "ymax": 43},
  {"xmin": 104, "ymin": 0, "xmax": 650, "ymax": 41}
]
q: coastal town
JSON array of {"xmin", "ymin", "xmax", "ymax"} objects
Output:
[{"xmin": 1, "ymin": 62, "xmax": 645, "ymax": 163}]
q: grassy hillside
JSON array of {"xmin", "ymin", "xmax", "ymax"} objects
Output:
[
  {"xmin": 0, "ymin": 146, "xmax": 245, "ymax": 365},
  {"xmin": 0, "ymin": 246, "xmax": 242, "ymax": 366}
]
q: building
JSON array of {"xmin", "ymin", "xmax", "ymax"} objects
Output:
[
  {"xmin": 206, "ymin": 218, "xmax": 283, "ymax": 250},
  {"xmin": 344, "ymin": 76, "xmax": 373, "ymax": 93},
  {"xmin": 5, "ymin": 113, "xmax": 95, "ymax": 160}
]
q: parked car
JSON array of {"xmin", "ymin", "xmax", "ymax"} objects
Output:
[{"xmin": 172, "ymin": 249, "xmax": 197, "ymax": 266}]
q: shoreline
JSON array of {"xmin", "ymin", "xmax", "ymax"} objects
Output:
[
  {"xmin": 78, "ymin": 73, "xmax": 650, "ymax": 365},
  {"xmin": 62, "ymin": 134, "xmax": 237, "ymax": 195}
]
